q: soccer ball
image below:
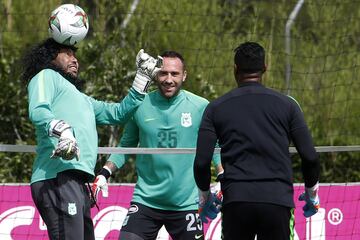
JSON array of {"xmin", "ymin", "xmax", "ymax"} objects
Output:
[{"xmin": 48, "ymin": 4, "xmax": 89, "ymax": 46}]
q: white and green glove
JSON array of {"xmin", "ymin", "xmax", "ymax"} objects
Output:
[
  {"xmin": 132, "ymin": 49, "xmax": 163, "ymax": 94},
  {"xmin": 49, "ymin": 120, "xmax": 80, "ymax": 160}
]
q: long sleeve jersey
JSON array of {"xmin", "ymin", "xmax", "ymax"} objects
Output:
[
  {"xmin": 108, "ymin": 90, "xmax": 221, "ymax": 211},
  {"xmin": 194, "ymin": 81, "xmax": 319, "ymax": 208},
  {"xmin": 28, "ymin": 69, "xmax": 144, "ymax": 183}
]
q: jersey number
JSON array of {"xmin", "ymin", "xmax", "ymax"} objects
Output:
[
  {"xmin": 186, "ymin": 213, "xmax": 202, "ymax": 231},
  {"xmin": 157, "ymin": 131, "xmax": 177, "ymax": 148}
]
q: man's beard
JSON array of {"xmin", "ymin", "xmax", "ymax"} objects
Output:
[{"xmin": 48, "ymin": 64, "xmax": 85, "ymax": 91}]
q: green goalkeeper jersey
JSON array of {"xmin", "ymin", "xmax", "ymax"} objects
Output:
[
  {"xmin": 108, "ymin": 90, "xmax": 221, "ymax": 211},
  {"xmin": 28, "ymin": 69, "xmax": 144, "ymax": 184}
]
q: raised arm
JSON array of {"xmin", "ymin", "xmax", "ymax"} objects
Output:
[{"xmin": 91, "ymin": 49, "xmax": 162, "ymax": 125}]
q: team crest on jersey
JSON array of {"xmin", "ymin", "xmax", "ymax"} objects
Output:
[
  {"xmin": 68, "ymin": 203, "xmax": 77, "ymax": 215},
  {"xmin": 181, "ymin": 112, "xmax": 192, "ymax": 127}
]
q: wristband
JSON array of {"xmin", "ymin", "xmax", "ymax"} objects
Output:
[
  {"xmin": 306, "ymin": 182, "xmax": 319, "ymax": 198},
  {"xmin": 98, "ymin": 166, "xmax": 112, "ymax": 180},
  {"xmin": 49, "ymin": 120, "xmax": 71, "ymax": 138}
]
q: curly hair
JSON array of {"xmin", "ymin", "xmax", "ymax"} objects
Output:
[{"xmin": 20, "ymin": 38, "xmax": 81, "ymax": 87}]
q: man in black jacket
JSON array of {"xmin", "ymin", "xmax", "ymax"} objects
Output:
[{"xmin": 193, "ymin": 41, "xmax": 320, "ymax": 240}]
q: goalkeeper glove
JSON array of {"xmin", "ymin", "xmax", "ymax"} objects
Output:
[
  {"xmin": 132, "ymin": 49, "xmax": 163, "ymax": 94},
  {"xmin": 298, "ymin": 182, "xmax": 320, "ymax": 218},
  {"xmin": 91, "ymin": 166, "xmax": 112, "ymax": 207},
  {"xmin": 49, "ymin": 120, "xmax": 80, "ymax": 160},
  {"xmin": 197, "ymin": 189, "xmax": 223, "ymax": 224}
]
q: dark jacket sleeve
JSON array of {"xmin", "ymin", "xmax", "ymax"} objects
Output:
[
  {"xmin": 194, "ymin": 105, "xmax": 218, "ymax": 191},
  {"xmin": 289, "ymin": 99, "xmax": 320, "ymax": 187}
]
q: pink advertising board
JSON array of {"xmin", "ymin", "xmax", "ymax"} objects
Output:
[{"xmin": 0, "ymin": 183, "xmax": 359, "ymax": 239}]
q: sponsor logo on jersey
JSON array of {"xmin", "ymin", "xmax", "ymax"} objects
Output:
[
  {"xmin": 181, "ymin": 113, "xmax": 192, "ymax": 127},
  {"xmin": 68, "ymin": 203, "xmax": 77, "ymax": 215}
]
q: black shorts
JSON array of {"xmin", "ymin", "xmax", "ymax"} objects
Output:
[
  {"xmin": 119, "ymin": 202, "xmax": 204, "ymax": 240},
  {"xmin": 31, "ymin": 170, "xmax": 94, "ymax": 240},
  {"xmin": 222, "ymin": 202, "xmax": 295, "ymax": 240}
]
